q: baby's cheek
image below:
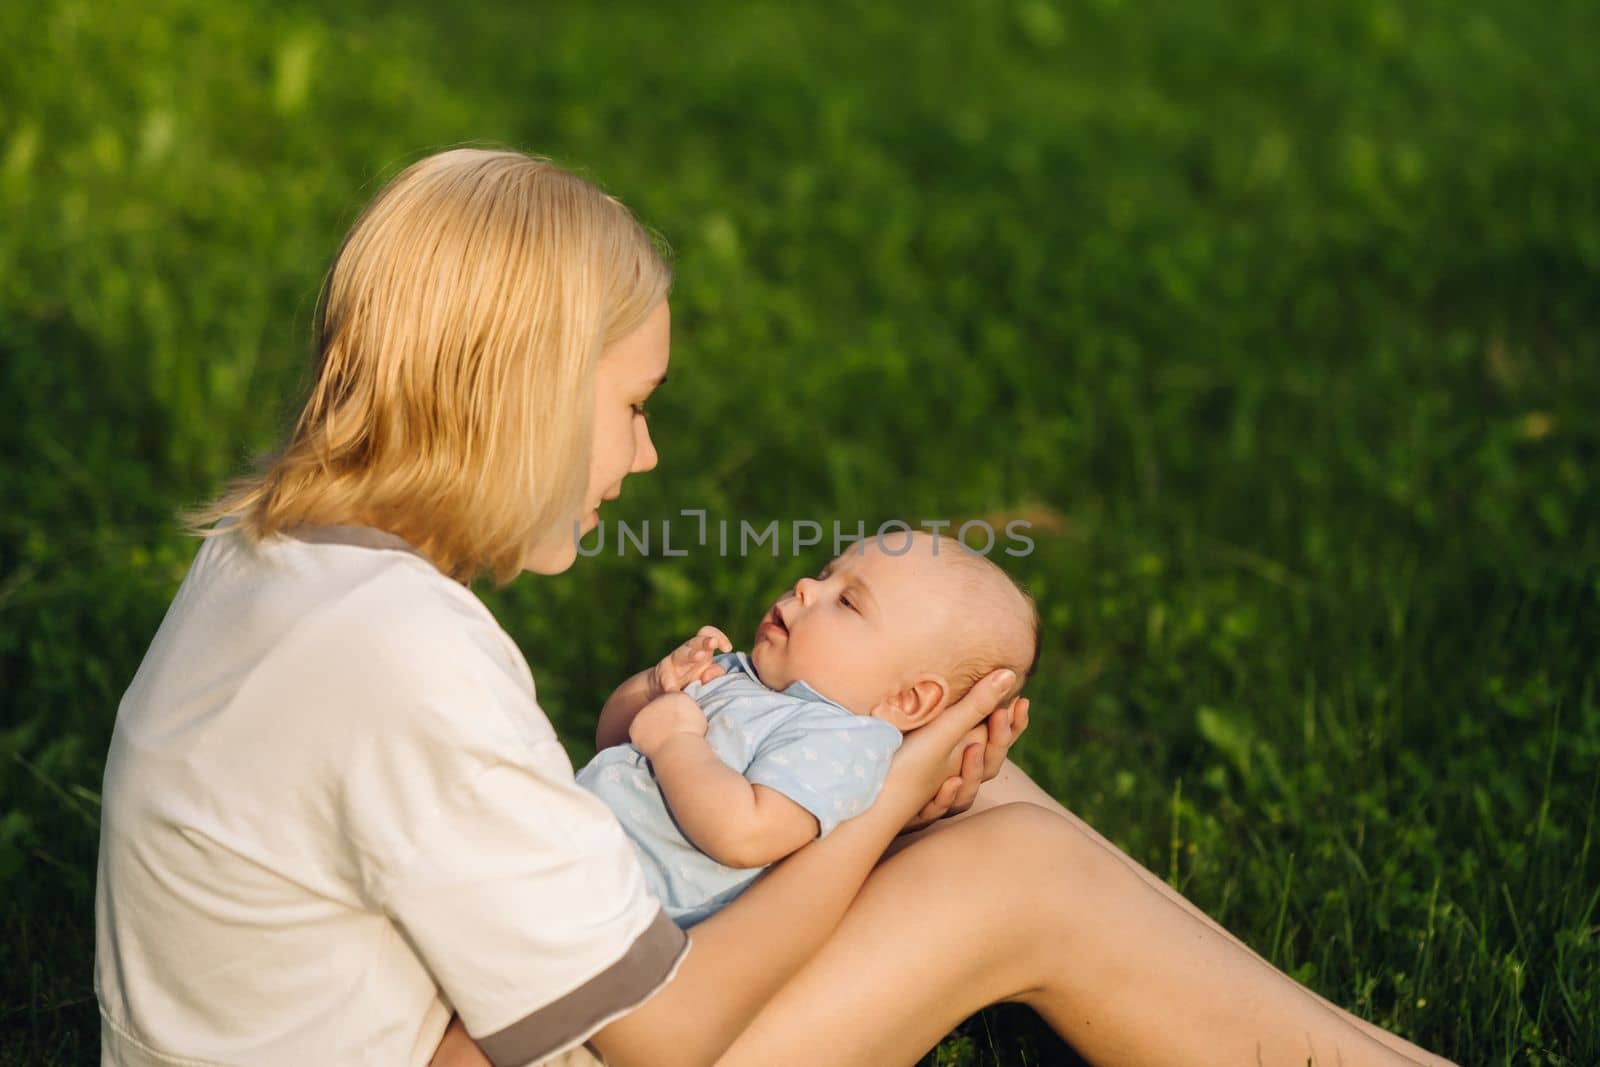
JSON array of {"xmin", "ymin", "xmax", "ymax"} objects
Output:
[{"xmin": 825, "ymin": 651, "xmax": 886, "ymax": 708}]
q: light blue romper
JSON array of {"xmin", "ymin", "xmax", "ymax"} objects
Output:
[{"xmin": 577, "ymin": 652, "xmax": 903, "ymax": 926}]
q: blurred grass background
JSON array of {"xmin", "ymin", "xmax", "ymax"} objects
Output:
[{"xmin": 2, "ymin": 0, "xmax": 1598, "ymax": 1062}]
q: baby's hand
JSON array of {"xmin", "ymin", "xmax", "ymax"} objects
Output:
[
  {"xmin": 629, "ymin": 692, "xmax": 710, "ymax": 758},
  {"xmin": 651, "ymin": 625, "xmax": 733, "ymax": 696}
]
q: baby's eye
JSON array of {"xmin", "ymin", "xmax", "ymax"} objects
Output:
[{"xmin": 839, "ymin": 592, "xmax": 858, "ymax": 612}]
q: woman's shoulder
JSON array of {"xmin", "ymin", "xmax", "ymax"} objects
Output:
[
  {"xmin": 202, "ymin": 521, "xmax": 507, "ymax": 632},
  {"xmin": 170, "ymin": 524, "xmax": 544, "ymax": 742}
]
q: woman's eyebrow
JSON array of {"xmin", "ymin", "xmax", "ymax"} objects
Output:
[{"xmin": 647, "ymin": 371, "xmax": 668, "ymax": 388}]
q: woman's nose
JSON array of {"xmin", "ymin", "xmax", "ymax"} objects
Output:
[{"xmin": 631, "ymin": 417, "xmax": 659, "ymax": 474}]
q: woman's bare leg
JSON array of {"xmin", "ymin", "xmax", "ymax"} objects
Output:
[
  {"xmin": 717, "ymin": 802, "xmax": 1445, "ymax": 1067},
  {"xmin": 883, "ymin": 761, "xmax": 1454, "ymax": 1067}
]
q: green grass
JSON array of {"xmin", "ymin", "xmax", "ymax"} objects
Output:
[{"xmin": 3, "ymin": 0, "xmax": 1598, "ymax": 1062}]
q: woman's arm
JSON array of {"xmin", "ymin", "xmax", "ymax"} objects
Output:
[
  {"xmin": 429, "ymin": 679, "xmax": 1026, "ymax": 1067},
  {"xmin": 586, "ymin": 668, "xmax": 1020, "ymax": 1067}
]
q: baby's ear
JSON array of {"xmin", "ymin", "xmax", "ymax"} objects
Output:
[{"xmin": 880, "ymin": 677, "xmax": 948, "ymax": 731}]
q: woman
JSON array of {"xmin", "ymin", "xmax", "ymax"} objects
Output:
[{"xmin": 95, "ymin": 148, "xmax": 1452, "ymax": 1067}]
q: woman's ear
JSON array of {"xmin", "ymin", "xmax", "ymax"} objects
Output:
[{"xmin": 874, "ymin": 677, "xmax": 949, "ymax": 730}]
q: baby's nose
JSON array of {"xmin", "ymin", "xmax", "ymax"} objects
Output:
[{"xmin": 794, "ymin": 577, "xmax": 820, "ymax": 602}]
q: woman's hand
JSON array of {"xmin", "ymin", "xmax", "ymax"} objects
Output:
[
  {"xmin": 881, "ymin": 671, "xmax": 1023, "ymax": 824},
  {"xmin": 900, "ymin": 695, "xmax": 1030, "ymax": 832}
]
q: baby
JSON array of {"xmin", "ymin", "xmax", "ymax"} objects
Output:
[{"xmin": 577, "ymin": 531, "xmax": 1040, "ymax": 926}]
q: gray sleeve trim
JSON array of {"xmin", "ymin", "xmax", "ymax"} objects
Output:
[{"xmin": 475, "ymin": 908, "xmax": 688, "ymax": 1067}]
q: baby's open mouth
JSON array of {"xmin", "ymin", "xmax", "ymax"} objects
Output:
[{"xmin": 762, "ymin": 605, "xmax": 788, "ymax": 636}]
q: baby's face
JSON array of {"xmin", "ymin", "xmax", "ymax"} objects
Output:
[{"xmin": 748, "ymin": 539, "xmax": 955, "ymax": 720}]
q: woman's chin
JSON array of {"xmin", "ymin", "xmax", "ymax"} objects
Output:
[
  {"xmin": 521, "ymin": 510, "xmax": 601, "ymax": 575},
  {"xmin": 520, "ymin": 533, "xmax": 580, "ymax": 575},
  {"xmin": 521, "ymin": 549, "xmax": 575, "ymax": 576}
]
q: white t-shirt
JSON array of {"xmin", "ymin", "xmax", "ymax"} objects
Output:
[{"xmin": 95, "ymin": 523, "xmax": 687, "ymax": 1066}]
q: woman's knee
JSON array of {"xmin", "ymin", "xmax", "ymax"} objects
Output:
[
  {"xmin": 928, "ymin": 804, "xmax": 1131, "ymax": 998},
  {"xmin": 895, "ymin": 803, "xmax": 1103, "ymax": 923},
  {"xmin": 958, "ymin": 803, "xmax": 1137, "ymax": 923},
  {"xmin": 888, "ymin": 801, "xmax": 1129, "ymax": 909},
  {"xmin": 970, "ymin": 801, "xmax": 1099, "ymax": 866}
]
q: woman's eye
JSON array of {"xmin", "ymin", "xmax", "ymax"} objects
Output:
[{"xmin": 631, "ymin": 403, "xmax": 650, "ymax": 420}]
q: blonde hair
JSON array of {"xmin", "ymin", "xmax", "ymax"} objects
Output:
[{"xmin": 185, "ymin": 148, "xmax": 671, "ymax": 584}]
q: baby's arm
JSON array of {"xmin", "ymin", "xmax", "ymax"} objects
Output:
[
  {"xmin": 630, "ymin": 694, "xmax": 820, "ymax": 869},
  {"xmin": 596, "ymin": 670, "xmax": 657, "ymax": 750},
  {"xmin": 596, "ymin": 626, "xmax": 732, "ymax": 749}
]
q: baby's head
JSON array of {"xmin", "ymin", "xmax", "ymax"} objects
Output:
[{"xmin": 749, "ymin": 531, "xmax": 1039, "ymax": 729}]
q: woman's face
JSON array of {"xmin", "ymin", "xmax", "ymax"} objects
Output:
[{"xmin": 523, "ymin": 300, "xmax": 671, "ymax": 574}]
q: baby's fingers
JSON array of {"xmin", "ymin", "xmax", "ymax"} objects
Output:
[
  {"xmin": 672, "ymin": 637, "xmax": 713, "ymax": 666},
  {"xmin": 696, "ymin": 625, "xmax": 733, "ymax": 654}
]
